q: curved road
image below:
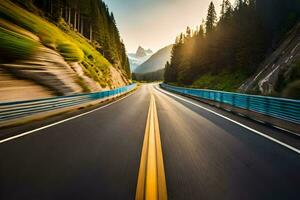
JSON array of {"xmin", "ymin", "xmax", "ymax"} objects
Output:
[{"xmin": 0, "ymin": 84, "xmax": 299, "ymax": 200}]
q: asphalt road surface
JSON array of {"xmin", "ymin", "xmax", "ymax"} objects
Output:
[{"xmin": 0, "ymin": 84, "xmax": 299, "ymax": 200}]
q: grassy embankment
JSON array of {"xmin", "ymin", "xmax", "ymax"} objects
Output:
[
  {"xmin": 167, "ymin": 71, "xmax": 248, "ymax": 92},
  {"xmin": 191, "ymin": 71, "xmax": 249, "ymax": 92},
  {"xmin": 168, "ymin": 70, "xmax": 249, "ymax": 92},
  {"xmin": 170, "ymin": 64, "xmax": 300, "ymax": 99},
  {"xmin": 0, "ymin": 0, "xmax": 112, "ymax": 88}
]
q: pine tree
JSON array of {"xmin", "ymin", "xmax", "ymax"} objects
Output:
[
  {"xmin": 164, "ymin": 61, "xmax": 171, "ymax": 82},
  {"xmin": 220, "ymin": 0, "xmax": 226, "ymax": 19},
  {"xmin": 198, "ymin": 24, "xmax": 205, "ymax": 38},
  {"xmin": 206, "ymin": 2, "xmax": 217, "ymax": 33},
  {"xmin": 235, "ymin": 0, "xmax": 246, "ymax": 10},
  {"xmin": 186, "ymin": 26, "xmax": 192, "ymax": 39},
  {"xmin": 224, "ymin": 0, "xmax": 233, "ymax": 20}
]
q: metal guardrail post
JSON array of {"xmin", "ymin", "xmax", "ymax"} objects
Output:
[
  {"xmin": 265, "ymin": 98, "xmax": 270, "ymax": 116},
  {"xmin": 246, "ymin": 96, "xmax": 250, "ymax": 110},
  {"xmin": 232, "ymin": 94, "xmax": 236, "ymax": 107},
  {"xmin": 220, "ymin": 93, "xmax": 223, "ymax": 103}
]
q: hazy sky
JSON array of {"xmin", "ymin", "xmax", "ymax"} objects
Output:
[{"xmin": 105, "ymin": 0, "xmax": 226, "ymax": 53}]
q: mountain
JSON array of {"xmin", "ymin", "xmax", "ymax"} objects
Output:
[
  {"xmin": 136, "ymin": 46, "xmax": 153, "ymax": 57},
  {"xmin": 128, "ymin": 46, "xmax": 153, "ymax": 71},
  {"xmin": 0, "ymin": 0, "xmax": 130, "ymax": 102},
  {"xmin": 145, "ymin": 49, "xmax": 153, "ymax": 54},
  {"xmin": 134, "ymin": 44, "xmax": 173, "ymax": 74},
  {"xmin": 239, "ymin": 22, "xmax": 300, "ymax": 99}
]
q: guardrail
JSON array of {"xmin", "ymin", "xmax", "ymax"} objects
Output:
[
  {"xmin": 0, "ymin": 83, "xmax": 136, "ymax": 123},
  {"xmin": 160, "ymin": 83, "xmax": 300, "ymax": 125}
]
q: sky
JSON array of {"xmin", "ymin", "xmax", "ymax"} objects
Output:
[{"xmin": 104, "ymin": 0, "xmax": 226, "ymax": 53}]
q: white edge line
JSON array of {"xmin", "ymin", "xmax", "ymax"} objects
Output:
[
  {"xmin": 155, "ymin": 86, "xmax": 300, "ymax": 155},
  {"xmin": 0, "ymin": 91, "xmax": 136, "ymax": 144}
]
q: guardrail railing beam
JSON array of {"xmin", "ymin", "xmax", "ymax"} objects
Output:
[
  {"xmin": 0, "ymin": 84, "xmax": 137, "ymax": 123},
  {"xmin": 160, "ymin": 83, "xmax": 300, "ymax": 125}
]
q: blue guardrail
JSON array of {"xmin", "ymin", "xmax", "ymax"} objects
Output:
[
  {"xmin": 0, "ymin": 83, "xmax": 136, "ymax": 122},
  {"xmin": 160, "ymin": 83, "xmax": 300, "ymax": 125}
]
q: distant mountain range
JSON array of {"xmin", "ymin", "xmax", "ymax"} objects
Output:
[
  {"xmin": 128, "ymin": 46, "xmax": 153, "ymax": 71},
  {"xmin": 134, "ymin": 44, "xmax": 173, "ymax": 74}
]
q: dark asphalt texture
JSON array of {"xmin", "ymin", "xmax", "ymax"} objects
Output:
[
  {"xmin": 154, "ymin": 86, "xmax": 300, "ymax": 200},
  {"xmin": 0, "ymin": 86, "xmax": 150, "ymax": 200},
  {"xmin": 0, "ymin": 84, "xmax": 299, "ymax": 200}
]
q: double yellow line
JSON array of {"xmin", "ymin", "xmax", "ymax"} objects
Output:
[{"xmin": 135, "ymin": 94, "xmax": 168, "ymax": 200}]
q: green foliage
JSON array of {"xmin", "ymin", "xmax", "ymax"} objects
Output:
[
  {"xmin": 256, "ymin": 0, "xmax": 300, "ymax": 44},
  {"xmin": 206, "ymin": 2, "xmax": 217, "ymax": 33},
  {"xmin": 220, "ymin": 0, "xmax": 233, "ymax": 23},
  {"xmin": 165, "ymin": 0, "xmax": 299, "ymax": 91},
  {"xmin": 0, "ymin": 0, "xmax": 114, "ymax": 87},
  {"xmin": 276, "ymin": 60, "xmax": 300, "ymax": 98},
  {"xmin": 282, "ymin": 80, "xmax": 300, "ymax": 99},
  {"xmin": 76, "ymin": 77, "xmax": 91, "ymax": 93},
  {"xmin": 32, "ymin": 0, "xmax": 131, "ymax": 78},
  {"xmin": 56, "ymin": 42, "xmax": 84, "ymax": 62},
  {"xmin": 11, "ymin": 0, "xmax": 41, "ymax": 14},
  {"xmin": 57, "ymin": 20, "xmax": 111, "ymax": 86},
  {"xmin": 0, "ymin": 26, "xmax": 39, "ymax": 61},
  {"xmin": 192, "ymin": 70, "xmax": 248, "ymax": 91},
  {"xmin": 133, "ymin": 69, "xmax": 165, "ymax": 82},
  {"xmin": 287, "ymin": 61, "xmax": 300, "ymax": 83},
  {"xmin": 0, "ymin": 0, "xmax": 84, "ymax": 62}
]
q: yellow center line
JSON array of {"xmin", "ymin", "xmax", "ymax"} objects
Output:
[{"xmin": 135, "ymin": 93, "xmax": 167, "ymax": 200}]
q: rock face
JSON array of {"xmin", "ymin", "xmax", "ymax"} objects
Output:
[
  {"xmin": 110, "ymin": 66, "xmax": 130, "ymax": 88},
  {"xmin": 135, "ymin": 46, "xmax": 153, "ymax": 58},
  {"xmin": 128, "ymin": 46, "xmax": 153, "ymax": 71},
  {"xmin": 1, "ymin": 46, "xmax": 83, "ymax": 96},
  {"xmin": 70, "ymin": 62, "xmax": 102, "ymax": 92},
  {"xmin": 0, "ymin": 68, "xmax": 53, "ymax": 102},
  {"xmin": 239, "ymin": 22, "xmax": 300, "ymax": 96},
  {"xmin": 136, "ymin": 46, "xmax": 147, "ymax": 58},
  {"xmin": 0, "ymin": 44, "xmax": 130, "ymax": 102},
  {"xmin": 0, "ymin": 45, "xmax": 118, "ymax": 102}
]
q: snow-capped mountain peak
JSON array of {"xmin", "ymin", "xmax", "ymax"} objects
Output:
[{"xmin": 128, "ymin": 46, "xmax": 153, "ymax": 71}]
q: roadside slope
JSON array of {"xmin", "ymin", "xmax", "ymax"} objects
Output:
[
  {"xmin": 239, "ymin": 22, "xmax": 300, "ymax": 98},
  {"xmin": 0, "ymin": 0, "xmax": 129, "ymax": 102}
]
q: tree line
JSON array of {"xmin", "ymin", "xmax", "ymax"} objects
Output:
[
  {"xmin": 13, "ymin": 0, "xmax": 131, "ymax": 78},
  {"xmin": 164, "ymin": 0, "xmax": 300, "ymax": 86},
  {"xmin": 132, "ymin": 69, "xmax": 164, "ymax": 82}
]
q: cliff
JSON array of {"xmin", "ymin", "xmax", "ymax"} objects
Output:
[{"xmin": 239, "ymin": 22, "xmax": 300, "ymax": 99}]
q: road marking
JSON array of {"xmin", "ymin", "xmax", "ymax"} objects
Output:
[
  {"xmin": 136, "ymin": 94, "xmax": 167, "ymax": 200},
  {"xmin": 0, "ymin": 91, "xmax": 136, "ymax": 144},
  {"xmin": 155, "ymin": 86, "xmax": 300, "ymax": 155}
]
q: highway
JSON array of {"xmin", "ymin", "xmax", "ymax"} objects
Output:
[{"xmin": 0, "ymin": 84, "xmax": 299, "ymax": 200}]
